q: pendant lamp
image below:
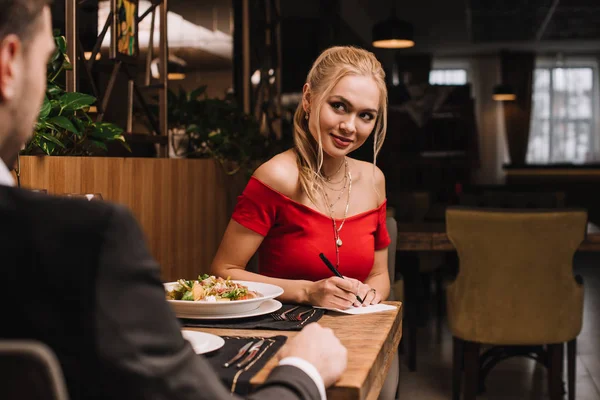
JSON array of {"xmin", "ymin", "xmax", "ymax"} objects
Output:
[
  {"xmin": 372, "ymin": 8, "xmax": 415, "ymax": 49},
  {"xmin": 492, "ymin": 84, "xmax": 516, "ymax": 101}
]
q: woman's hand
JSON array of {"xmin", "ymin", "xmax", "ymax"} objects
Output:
[
  {"xmin": 354, "ymin": 282, "xmax": 382, "ymax": 307},
  {"xmin": 306, "ymin": 277, "xmax": 361, "ymax": 309}
]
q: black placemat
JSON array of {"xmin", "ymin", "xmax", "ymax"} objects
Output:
[
  {"xmin": 203, "ymin": 335, "xmax": 287, "ymax": 394},
  {"xmin": 180, "ymin": 304, "xmax": 325, "ymax": 331}
]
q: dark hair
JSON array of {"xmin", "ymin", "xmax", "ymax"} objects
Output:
[{"xmin": 0, "ymin": 0, "xmax": 51, "ymax": 46}]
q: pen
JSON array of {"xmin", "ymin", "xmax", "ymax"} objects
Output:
[{"xmin": 319, "ymin": 253, "xmax": 364, "ymax": 303}]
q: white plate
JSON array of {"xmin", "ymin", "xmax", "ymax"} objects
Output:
[
  {"xmin": 181, "ymin": 330, "xmax": 225, "ymax": 354},
  {"xmin": 177, "ymin": 299, "xmax": 282, "ymax": 320},
  {"xmin": 165, "ymin": 280, "xmax": 284, "ymax": 316}
]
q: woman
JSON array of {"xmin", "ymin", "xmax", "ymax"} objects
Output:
[{"xmin": 211, "ymin": 46, "xmax": 391, "ymax": 310}]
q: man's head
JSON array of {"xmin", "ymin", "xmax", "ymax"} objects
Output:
[{"xmin": 0, "ymin": 0, "xmax": 55, "ymax": 168}]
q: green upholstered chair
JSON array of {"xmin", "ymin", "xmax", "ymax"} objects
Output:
[
  {"xmin": 459, "ymin": 191, "xmax": 566, "ymax": 209},
  {"xmin": 445, "ymin": 207, "xmax": 586, "ymax": 400}
]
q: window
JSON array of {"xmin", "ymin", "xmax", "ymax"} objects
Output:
[
  {"xmin": 429, "ymin": 69, "xmax": 468, "ymax": 85},
  {"xmin": 527, "ymin": 66, "xmax": 597, "ymax": 164}
]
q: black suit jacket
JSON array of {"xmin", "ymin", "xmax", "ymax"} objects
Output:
[{"xmin": 0, "ymin": 185, "xmax": 320, "ymax": 400}]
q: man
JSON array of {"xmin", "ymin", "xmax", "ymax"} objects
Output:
[{"xmin": 0, "ymin": 1, "xmax": 347, "ymax": 399}]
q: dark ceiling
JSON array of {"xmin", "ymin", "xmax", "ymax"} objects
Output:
[
  {"xmin": 343, "ymin": 0, "xmax": 600, "ymax": 54},
  {"xmin": 469, "ymin": 0, "xmax": 600, "ymax": 42},
  {"xmin": 53, "ymin": 0, "xmax": 600, "ymax": 73}
]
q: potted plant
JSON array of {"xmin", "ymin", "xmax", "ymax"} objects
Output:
[
  {"xmin": 21, "ymin": 32, "xmax": 128, "ymax": 156},
  {"xmin": 154, "ymin": 86, "xmax": 282, "ymax": 176}
]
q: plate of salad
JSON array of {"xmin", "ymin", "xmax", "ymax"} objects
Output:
[{"xmin": 164, "ymin": 274, "xmax": 284, "ymax": 316}]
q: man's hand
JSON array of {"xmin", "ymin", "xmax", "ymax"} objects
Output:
[{"xmin": 278, "ymin": 323, "xmax": 347, "ymax": 387}]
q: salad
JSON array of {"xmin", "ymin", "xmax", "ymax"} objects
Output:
[{"xmin": 166, "ymin": 274, "xmax": 261, "ymax": 302}]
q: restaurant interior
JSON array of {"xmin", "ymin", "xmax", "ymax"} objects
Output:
[{"xmin": 4, "ymin": 0, "xmax": 600, "ymax": 399}]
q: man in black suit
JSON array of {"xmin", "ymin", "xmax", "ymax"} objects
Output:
[{"xmin": 0, "ymin": 1, "xmax": 347, "ymax": 399}]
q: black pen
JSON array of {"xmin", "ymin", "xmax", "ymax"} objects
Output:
[{"xmin": 319, "ymin": 253, "xmax": 364, "ymax": 303}]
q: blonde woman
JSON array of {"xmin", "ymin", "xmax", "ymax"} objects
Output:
[{"xmin": 212, "ymin": 45, "xmax": 391, "ymax": 310}]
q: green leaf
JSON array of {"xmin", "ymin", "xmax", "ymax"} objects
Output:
[
  {"xmin": 189, "ymin": 86, "xmax": 207, "ymax": 100},
  {"xmin": 89, "ymin": 140, "xmax": 108, "ymax": 151},
  {"xmin": 62, "ymin": 56, "xmax": 73, "ymax": 71},
  {"xmin": 40, "ymin": 121, "xmax": 56, "ymax": 132},
  {"xmin": 59, "ymin": 92, "xmax": 96, "ymax": 111},
  {"xmin": 49, "ymin": 99, "xmax": 60, "ymax": 111},
  {"xmin": 72, "ymin": 118, "xmax": 86, "ymax": 133},
  {"xmin": 38, "ymin": 132, "xmax": 66, "ymax": 148},
  {"xmin": 120, "ymin": 140, "xmax": 132, "ymax": 152},
  {"xmin": 54, "ymin": 35, "xmax": 66, "ymax": 54},
  {"xmin": 38, "ymin": 97, "xmax": 51, "ymax": 120},
  {"xmin": 91, "ymin": 122, "xmax": 124, "ymax": 139},
  {"xmin": 186, "ymin": 124, "xmax": 201, "ymax": 133},
  {"xmin": 47, "ymin": 83, "xmax": 62, "ymax": 97},
  {"xmin": 48, "ymin": 116, "xmax": 80, "ymax": 135},
  {"xmin": 40, "ymin": 141, "xmax": 57, "ymax": 155}
]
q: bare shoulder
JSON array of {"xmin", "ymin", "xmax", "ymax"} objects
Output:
[
  {"xmin": 252, "ymin": 150, "xmax": 299, "ymax": 197},
  {"xmin": 350, "ymin": 158, "xmax": 385, "ymax": 185},
  {"xmin": 349, "ymin": 158, "xmax": 386, "ymax": 202}
]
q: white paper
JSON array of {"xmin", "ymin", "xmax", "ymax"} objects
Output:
[{"xmin": 315, "ymin": 303, "xmax": 397, "ymax": 315}]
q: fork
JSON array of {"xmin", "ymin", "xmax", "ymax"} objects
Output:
[
  {"xmin": 291, "ymin": 309, "xmax": 315, "ymax": 321},
  {"xmin": 271, "ymin": 305, "xmax": 300, "ymax": 321}
]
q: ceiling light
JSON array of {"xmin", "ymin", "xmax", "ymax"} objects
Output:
[
  {"xmin": 372, "ymin": 12, "xmax": 414, "ymax": 49},
  {"xmin": 492, "ymin": 84, "xmax": 516, "ymax": 101},
  {"xmin": 84, "ymin": 51, "xmax": 102, "ymax": 61}
]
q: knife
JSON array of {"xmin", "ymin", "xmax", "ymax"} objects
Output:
[
  {"xmin": 223, "ymin": 341, "xmax": 255, "ymax": 368},
  {"xmin": 236, "ymin": 339, "xmax": 265, "ymax": 369}
]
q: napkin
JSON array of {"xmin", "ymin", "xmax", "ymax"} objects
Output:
[
  {"xmin": 315, "ymin": 303, "xmax": 398, "ymax": 314},
  {"xmin": 203, "ymin": 335, "xmax": 287, "ymax": 394}
]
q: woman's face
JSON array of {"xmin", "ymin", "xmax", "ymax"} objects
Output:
[{"xmin": 306, "ymin": 74, "xmax": 380, "ymax": 159}]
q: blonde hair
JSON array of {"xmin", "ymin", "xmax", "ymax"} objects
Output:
[{"xmin": 293, "ymin": 46, "xmax": 388, "ymax": 206}]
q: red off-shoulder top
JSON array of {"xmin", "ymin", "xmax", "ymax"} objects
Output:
[{"xmin": 231, "ymin": 177, "xmax": 391, "ymax": 282}]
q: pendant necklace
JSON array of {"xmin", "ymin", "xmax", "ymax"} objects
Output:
[{"xmin": 321, "ymin": 159, "xmax": 352, "ymax": 250}]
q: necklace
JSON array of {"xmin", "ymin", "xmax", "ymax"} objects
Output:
[
  {"xmin": 321, "ymin": 162, "xmax": 352, "ymax": 249},
  {"xmin": 330, "ymin": 168, "xmax": 351, "ymax": 272},
  {"xmin": 322, "ymin": 160, "xmax": 348, "ymax": 209},
  {"xmin": 323, "ymin": 158, "xmax": 345, "ymax": 182},
  {"xmin": 332, "ymin": 169, "xmax": 351, "ymax": 248}
]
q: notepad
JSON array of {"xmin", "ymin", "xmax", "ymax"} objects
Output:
[{"xmin": 315, "ymin": 303, "xmax": 397, "ymax": 314}]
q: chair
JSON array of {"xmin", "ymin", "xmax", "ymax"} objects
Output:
[
  {"xmin": 386, "ymin": 211, "xmax": 399, "ymax": 300},
  {"xmin": 0, "ymin": 340, "xmax": 70, "ymax": 400},
  {"xmin": 459, "ymin": 191, "xmax": 566, "ymax": 209},
  {"xmin": 391, "ymin": 191, "xmax": 444, "ymax": 371},
  {"xmin": 389, "ymin": 191, "xmax": 431, "ymax": 222},
  {"xmin": 379, "ymin": 213, "xmax": 401, "ymax": 400},
  {"xmin": 446, "ymin": 207, "xmax": 586, "ymax": 400}
]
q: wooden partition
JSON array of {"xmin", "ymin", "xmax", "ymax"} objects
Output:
[{"xmin": 16, "ymin": 156, "xmax": 247, "ymax": 281}]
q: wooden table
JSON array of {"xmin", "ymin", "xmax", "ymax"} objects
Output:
[
  {"xmin": 186, "ymin": 301, "xmax": 402, "ymax": 400},
  {"xmin": 397, "ymin": 222, "xmax": 600, "ymax": 251}
]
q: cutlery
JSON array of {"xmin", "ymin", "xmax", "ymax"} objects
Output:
[
  {"xmin": 293, "ymin": 308, "xmax": 314, "ymax": 321},
  {"xmin": 271, "ymin": 305, "xmax": 301, "ymax": 321},
  {"xmin": 236, "ymin": 339, "xmax": 265, "ymax": 368},
  {"xmin": 223, "ymin": 341, "xmax": 254, "ymax": 368}
]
